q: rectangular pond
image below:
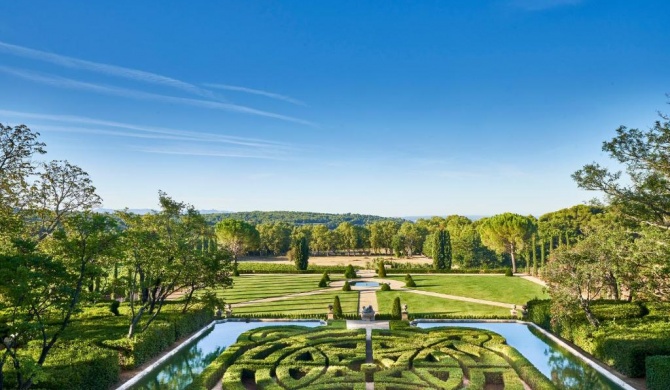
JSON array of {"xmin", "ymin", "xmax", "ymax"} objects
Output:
[
  {"xmin": 417, "ymin": 321, "xmax": 629, "ymax": 390},
  {"xmin": 124, "ymin": 320, "xmax": 321, "ymax": 390}
]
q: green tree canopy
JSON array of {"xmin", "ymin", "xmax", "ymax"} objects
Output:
[
  {"xmin": 215, "ymin": 218, "xmax": 260, "ymax": 264},
  {"xmin": 573, "ymin": 112, "xmax": 670, "ymax": 229},
  {"xmin": 477, "ymin": 213, "xmax": 536, "ymax": 273}
]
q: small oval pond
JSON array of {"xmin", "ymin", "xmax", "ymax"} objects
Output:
[
  {"xmin": 126, "ymin": 321, "xmax": 321, "ymax": 390},
  {"xmin": 350, "ymin": 281, "xmax": 380, "ymax": 287},
  {"xmin": 417, "ymin": 321, "xmax": 627, "ymax": 390}
]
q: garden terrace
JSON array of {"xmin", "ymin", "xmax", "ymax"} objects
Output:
[{"xmin": 208, "ymin": 324, "xmax": 554, "ymax": 389}]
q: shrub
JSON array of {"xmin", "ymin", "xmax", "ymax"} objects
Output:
[
  {"xmin": 404, "ymin": 274, "xmax": 417, "ymax": 288},
  {"xmin": 344, "ymin": 264, "xmax": 357, "ymax": 279},
  {"xmin": 322, "ymin": 271, "xmax": 331, "ymax": 282},
  {"xmin": 29, "ymin": 342, "xmax": 120, "ymax": 390},
  {"xmin": 333, "ymin": 296, "xmax": 343, "ymax": 318},
  {"xmin": 232, "ymin": 265, "xmax": 240, "ymax": 277},
  {"xmin": 391, "ymin": 297, "xmax": 402, "ymax": 319},
  {"xmin": 342, "ymin": 281, "xmax": 352, "ymax": 291},
  {"xmin": 505, "ymin": 268, "xmax": 513, "ymax": 277},
  {"xmin": 380, "ymin": 283, "xmax": 391, "ymax": 291},
  {"xmin": 318, "ymin": 276, "xmax": 328, "ymax": 288},
  {"xmin": 646, "ymin": 356, "xmax": 670, "ymax": 390},
  {"xmin": 237, "ymin": 263, "xmax": 358, "ymax": 274},
  {"xmin": 109, "ymin": 300, "xmax": 120, "ymax": 316},
  {"xmin": 377, "ymin": 261, "xmax": 387, "ymax": 277}
]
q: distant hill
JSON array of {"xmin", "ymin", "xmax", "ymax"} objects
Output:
[
  {"xmin": 94, "ymin": 208, "xmax": 228, "ymax": 215},
  {"xmin": 403, "ymin": 215, "xmax": 488, "ymax": 222},
  {"xmin": 203, "ymin": 211, "xmax": 406, "ymax": 229}
]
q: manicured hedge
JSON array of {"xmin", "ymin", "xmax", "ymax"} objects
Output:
[
  {"xmin": 102, "ymin": 308, "xmax": 213, "ymax": 369},
  {"xmin": 385, "ymin": 267, "xmax": 508, "ymax": 274},
  {"xmin": 596, "ymin": 337, "xmax": 670, "ymax": 377},
  {"xmin": 646, "ymin": 355, "xmax": 670, "ymax": 390},
  {"xmin": 2, "ymin": 342, "xmax": 120, "ymax": 390},
  {"xmin": 237, "ymin": 263, "xmax": 360, "ymax": 274},
  {"xmin": 525, "ymin": 298, "xmax": 670, "ymax": 378}
]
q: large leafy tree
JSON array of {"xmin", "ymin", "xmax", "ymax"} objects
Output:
[
  {"xmin": 545, "ymin": 224, "xmax": 636, "ymax": 327},
  {"xmin": 478, "ymin": 213, "xmax": 536, "ymax": 273},
  {"xmin": 257, "ymin": 222, "xmax": 291, "ymax": 256},
  {"xmin": 215, "ymin": 219, "xmax": 259, "ymax": 266},
  {"xmin": 573, "ymin": 113, "xmax": 670, "ymax": 229},
  {"xmin": 121, "ymin": 192, "xmax": 232, "ymax": 337},
  {"xmin": 572, "ymin": 110, "xmax": 670, "ymax": 301},
  {"xmin": 369, "ymin": 220, "xmax": 400, "ymax": 254},
  {"xmin": 1, "ymin": 212, "xmax": 120, "ymax": 389}
]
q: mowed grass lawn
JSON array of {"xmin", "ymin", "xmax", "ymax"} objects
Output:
[
  {"xmin": 384, "ymin": 275, "xmax": 548, "ymax": 304},
  {"xmin": 233, "ymin": 291, "xmax": 359, "ymax": 316},
  {"xmin": 209, "ymin": 274, "xmax": 342, "ymax": 304},
  {"xmin": 376, "ymin": 291, "xmax": 512, "ymax": 317}
]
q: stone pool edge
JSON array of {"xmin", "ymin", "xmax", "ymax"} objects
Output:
[
  {"xmin": 115, "ymin": 318, "xmax": 322, "ymax": 390},
  {"xmin": 416, "ymin": 319, "xmax": 637, "ymax": 390}
]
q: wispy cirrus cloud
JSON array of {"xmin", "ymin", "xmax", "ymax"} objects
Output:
[
  {"xmin": 0, "ymin": 66, "xmax": 316, "ymax": 126},
  {"xmin": 0, "ymin": 109, "xmax": 294, "ymax": 160},
  {"xmin": 204, "ymin": 83, "xmax": 306, "ymax": 106},
  {"xmin": 132, "ymin": 146, "xmax": 290, "ymax": 160},
  {"xmin": 511, "ymin": 0, "xmax": 584, "ymax": 11},
  {"xmin": 0, "ymin": 40, "xmax": 221, "ymax": 101}
]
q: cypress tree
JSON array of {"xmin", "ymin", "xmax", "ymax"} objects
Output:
[
  {"xmin": 391, "ymin": 297, "xmax": 402, "ymax": 319},
  {"xmin": 431, "ymin": 229, "xmax": 452, "ymax": 270},
  {"xmin": 344, "ymin": 264, "xmax": 357, "ymax": 279},
  {"xmin": 532, "ymin": 235, "xmax": 538, "ymax": 276},
  {"xmin": 333, "ymin": 295, "xmax": 343, "ymax": 318},
  {"xmin": 377, "ymin": 260, "xmax": 387, "ymax": 277},
  {"xmin": 292, "ymin": 236, "xmax": 310, "ymax": 270},
  {"xmin": 540, "ymin": 238, "xmax": 546, "ymax": 270},
  {"xmin": 342, "ymin": 281, "xmax": 351, "ymax": 291}
]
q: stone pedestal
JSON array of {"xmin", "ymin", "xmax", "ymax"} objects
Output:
[
  {"xmin": 401, "ymin": 312, "xmax": 409, "ymax": 321},
  {"xmin": 327, "ymin": 312, "xmax": 334, "ymax": 320}
]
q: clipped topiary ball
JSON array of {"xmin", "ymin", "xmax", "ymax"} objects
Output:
[
  {"xmin": 505, "ymin": 268, "xmax": 513, "ymax": 277},
  {"xmin": 380, "ymin": 283, "xmax": 391, "ymax": 291}
]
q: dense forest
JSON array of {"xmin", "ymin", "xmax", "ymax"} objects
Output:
[{"xmin": 203, "ymin": 211, "xmax": 405, "ymax": 229}]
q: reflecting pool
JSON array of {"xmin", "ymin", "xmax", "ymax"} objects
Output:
[
  {"xmin": 417, "ymin": 322, "xmax": 624, "ymax": 390},
  {"xmin": 351, "ymin": 281, "xmax": 380, "ymax": 287},
  {"xmin": 129, "ymin": 321, "xmax": 321, "ymax": 390}
]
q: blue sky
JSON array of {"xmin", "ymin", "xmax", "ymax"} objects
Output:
[{"xmin": 1, "ymin": 1, "xmax": 668, "ymax": 217}]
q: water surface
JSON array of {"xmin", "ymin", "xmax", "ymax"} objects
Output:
[{"xmin": 417, "ymin": 322, "xmax": 623, "ymax": 390}]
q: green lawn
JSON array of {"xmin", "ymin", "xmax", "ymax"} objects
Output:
[
  {"xmin": 233, "ymin": 291, "xmax": 359, "ymax": 316},
  {"xmin": 376, "ymin": 291, "xmax": 512, "ymax": 317},
  {"xmin": 384, "ymin": 275, "xmax": 548, "ymax": 304},
  {"xmin": 210, "ymin": 274, "xmax": 341, "ymax": 304}
]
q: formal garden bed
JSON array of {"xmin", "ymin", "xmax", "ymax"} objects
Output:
[{"xmin": 187, "ymin": 323, "xmax": 555, "ymax": 390}]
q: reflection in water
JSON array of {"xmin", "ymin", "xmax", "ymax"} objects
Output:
[
  {"xmin": 134, "ymin": 328, "xmax": 225, "ymax": 390},
  {"xmin": 418, "ymin": 322, "xmax": 622, "ymax": 390}
]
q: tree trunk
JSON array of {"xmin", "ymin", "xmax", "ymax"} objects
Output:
[
  {"xmin": 579, "ymin": 296, "xmax": 600, "ymax": 328},
  {"xmin": 509, "ymin": 244, "xmax": 517, "ymax": 273},
  {"xmin": 128, "ymin": 306, "xmax": 146, "ymax": 338}
]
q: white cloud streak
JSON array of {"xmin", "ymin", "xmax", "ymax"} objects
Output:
[
  {"xmin": 0, "ymin": 66, "xmax": 316, "ymax": 126},
  {"xmin": 0, "ymin": 109, "xmax": 293, "ymax": 149},
  {"xmin": 204, "ymin": 83, "xmax": 306, "ymax": 106},
  {"xmin": 132, "ymin": 147, "xmax": 289, "ymax": 160},
  {"xmin": 0, "ymin": 40, "xmax": 222, "ymax": 101}
]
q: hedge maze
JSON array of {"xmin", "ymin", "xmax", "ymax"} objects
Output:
[{"xmin": 212, "ymin": 324, "xmax": 556, "ymax": 389}]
